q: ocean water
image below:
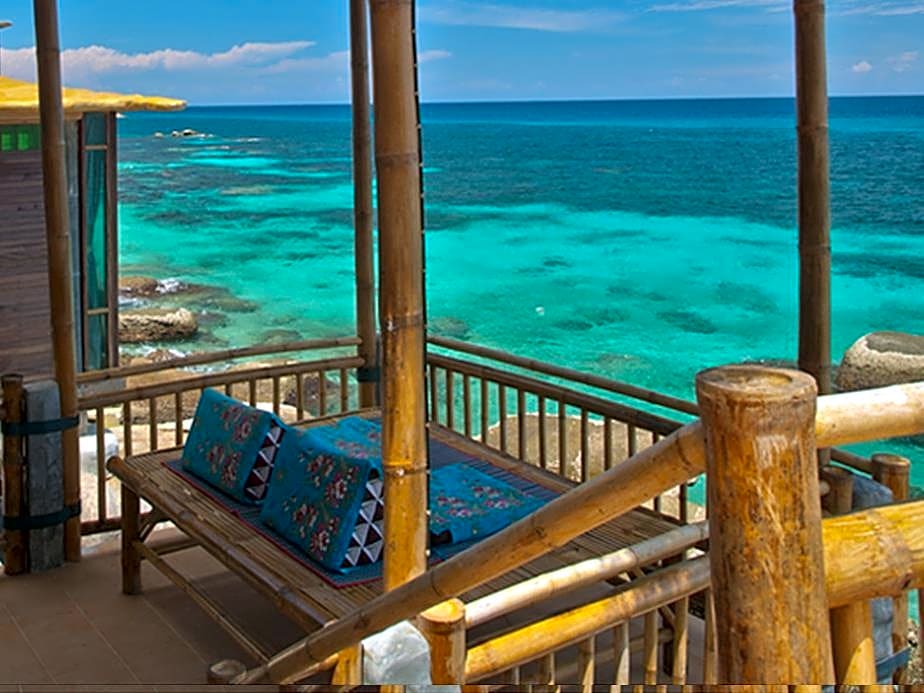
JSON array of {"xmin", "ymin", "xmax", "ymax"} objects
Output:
[{"xmin": 116, "ymin": 97, "xmax": 924, "ymax": 485}]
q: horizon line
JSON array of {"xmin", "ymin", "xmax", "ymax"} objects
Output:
[{"xmin": 175, "ymin": 92, "xmax": 924, "ymax": 108}]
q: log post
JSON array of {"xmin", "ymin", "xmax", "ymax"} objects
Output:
[
  {"xmin": 33, "ymin": 0, "xmax": 82, "ymax": 562},
  {"xmin": 696, "ymin": 365, "xmax": 833, "ymax": 683},
  {"xmin": 830, "ymin": 600, "xmax": 877, "ymax": 684},
  {"xmin": 872, "ymin": 452, "xmax": 911, "ymax": 681},
  {"xmin": 350, "ymin": 0, "xmax": 377, "ymax": 409},
  {"xmin": 820, "ymin": 464, "xmax": 853, "ymax": 515},
  {"xmin": 121, "ymin": 483, "xmax": 141, "ymax": 594},
  {"xmin": 370, "ymin": 0, "xmax": 428, "ymax": 590},
  {"xmin": 794, "ymin": 0, "xmax": 832, "ymax": 408},
  {"xmin": 418, "ymin": 598, "xmax": 466, "ymax": 684},
  {"xmin": 2, "ymin": 374, "xmax": 26, "ymax": 575}
]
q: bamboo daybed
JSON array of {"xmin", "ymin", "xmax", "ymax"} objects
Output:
[{"xmin": 106, "ymin": 411, "xmax": 684, "ymax": 668}]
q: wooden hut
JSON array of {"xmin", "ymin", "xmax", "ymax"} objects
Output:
[{"xmin": 0, "ymin": 76, "xmax": 184, "ymax": 377}]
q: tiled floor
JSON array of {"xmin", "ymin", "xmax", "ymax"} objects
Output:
[
  {"xmin": 1, "ymin": 530, "xmax": 707, "ymax": 688},
  {"xmin": 0, "ymin": 530, "xmax": 305, "ymax": 688}
]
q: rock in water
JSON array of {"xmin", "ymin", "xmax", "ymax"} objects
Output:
[
  {"xmin": 836, "ymin": 331, "xmax": 924, "ymax": 391},
  {"xmin": 119, "ymin": 275, "xmax": 160, "ymax": 297},
  {"xmin": 119, "ymin": 308, "xmax": 198, "ymax": 343}
]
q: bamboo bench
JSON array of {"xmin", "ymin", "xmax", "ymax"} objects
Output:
[{"xmin": 107, "ymin": 414, "xmax": 685, "ymax": 667}]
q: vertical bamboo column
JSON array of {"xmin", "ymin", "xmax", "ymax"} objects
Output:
[
  {"xmin": 794, "ymin": 0, "xmax": 832, "ymax": 402},
  {"xmin": 351, "ymin": 0, "xmax": 377, "ymax": 409},
  {"xmin": 370, "ymin": 0, "xmax": 428, "ymax": 590},
  {"xmin": 33, "ymin": 0, "xmax": 81, "ymax": 562},
  {"xmin": 872, "ymin": 452, "xmax": 911, "ymax": 679},
  {"xmin": 830, "ymin": 600, "xmax": 877, "ymax": 684},
  {"xmin": 696, "ymin": 365, "xmax": 833, "ymax": 683},
  {"xmin": 2, "ymin": 375, "xmax": 26, "ymax": 575}
]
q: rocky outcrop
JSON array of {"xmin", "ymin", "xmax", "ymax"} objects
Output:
[
  {"xmin": 119, "ymin": 308, "xmax": 198, "ymax": 343},
  {"xmin": 835, "ymin": 331, "xmax": 924, "ymax": 391},
  {"xmin": 119, "ymin": 275, "xmax": 160, "ymax": 298}
]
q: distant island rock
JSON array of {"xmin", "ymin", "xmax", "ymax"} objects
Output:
[
  {"xmin": 119, "ymin": 308, "xmax": 198, "ymax": 343},
  {"xmin": 835, "ymin": 331, "xmax": 924, "ymax": 391}
]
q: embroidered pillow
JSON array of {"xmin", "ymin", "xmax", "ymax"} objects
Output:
[
  {"xmin": 181, "ymin": 389, "xmax": 283, "ymax": 504},
  {"xmin": 429, "ymin": 463, "xmax": 545, "ymax": 545},
  {"xmin": 259, "ymin": 417, "xmax": 384, "ymax": 572}
]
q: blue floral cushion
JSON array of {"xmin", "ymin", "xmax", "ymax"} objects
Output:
[
  {"xmin": 259, "ymin": 417, "xmax": 383, "ymax": 571},
  {"xmin": 181, "ymin": 389, "xmax": 282, "ymax": 504},
  {"xmin": 429, "ymin": 463, "xmax": 545, "ymax": 545}
]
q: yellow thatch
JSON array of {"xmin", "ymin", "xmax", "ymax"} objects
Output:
[{"xmin": 0, "ymin": 76, "xmax": 185, "ymax": 116}]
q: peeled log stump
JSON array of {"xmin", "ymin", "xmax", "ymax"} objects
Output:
[{"xmin": 696, "ymin": 366, "xmax": 834, "ymax": 684}]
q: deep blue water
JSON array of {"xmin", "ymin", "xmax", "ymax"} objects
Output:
[{"xmin": 116, "ymin": 96, "xmax": 924, "ymax": 483}]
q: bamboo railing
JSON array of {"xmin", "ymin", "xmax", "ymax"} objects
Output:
[
  {"xmin": 231, "ymin": 375, "xmax": 924, "ymax": 685},
  {"xmin": 75, "ymin": 339, "xmax": 362, "ymax": 534}
]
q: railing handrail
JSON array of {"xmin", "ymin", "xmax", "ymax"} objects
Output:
[
  {"xmin": 428, "ymin": 335, "xmax": 700, "ymax": 416},
  {"xmin": 77, "ymin": 336, "xmax": 362, "ymax": 385},
  {"xmin": 428, "ymin": 339, "xmax": 884, "ymax": 477},
  {"xmin": 427, "ymin": 352, "xmax": 681, "ymax": 436},
  {"xmin": 78, "ymin": 355, "xmax": 363, "ymax": 409},
  {"xmin": 464, "ymin": 521, "xmax": 708, "ymax": 628}
]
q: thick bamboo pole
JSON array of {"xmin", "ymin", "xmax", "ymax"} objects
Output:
[
  {"xmin": 418, "ymin": 599, "xmax": 466, "ymax": 684},
  {"xmin": 872, "ymin": 452, "xmax": 911, "ymax": 677},
  {"xmin": 830, "ymin": 600, "xmax": 877, "ymax": 684},
  {"xmin": 815, "ymin": 381, "xmax": 924, "ymax": 446},
  {"xmin": 794, "ymin": 0, "xmax": 832, "ymax": 399},
  {"xmin": 33, "ymin": 0, "xmax": 81, "ymax": 562},
  {"xmin": 696, "ymin": 365, "xmax": 833, "ymax": 683},
  {"xmin": 2, "ymin": 374, "xmax": 26, "ymax": 575},
  {"xmin": 370, "ymin": 0, "xmax": 427, "ymax": 591},
  {"xmin": 350, "ymin": 0, "xmax": 377, "ymax": 409}
]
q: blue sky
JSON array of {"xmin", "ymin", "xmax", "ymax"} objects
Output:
[{"xmin": 0, "ymin": 0, "xmax": 921, "ymax": 103}]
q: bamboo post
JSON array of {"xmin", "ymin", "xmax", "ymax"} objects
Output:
[
  {"xmin": 830, "ymin": 600, "xmax": 877, "ymax": 684},
  {"xmin": 820, "ymin": 464, "xmax": 853, "ymax": 515},
  {"xmin": 2, "ymin": 374, "xmax": 26, "ymax": 575},
  {"xmin": 418, "ymin": 599, "xmax": 466, "ymax": 684},
  {"xmin": 121, "ymin": 484, "xmax": 141, "ymax": 594},
  {"xmin": 330, "ymin": 644, "xmax": 363, "ymax": 685},
  {"xmin": 794, "ymin": 0, "xmax": 832, "ymax": 408},
  {"xmin": 370, "ymin": 0, "xmax": 427, "ymax": 590},
  {"xmin": 33, "ymin": 0, "xmax": 82, "ymax": 562},
  {"xmin": 696, "ymin": 365, "xmax": 833, "ymax": 683},
  {"xmin": 350, "ymin": 0, "xmax": 377, "ymax": 409},
  {"xmin": 872, "ymin": 452, "xmax": 911, "ymax": 679}
]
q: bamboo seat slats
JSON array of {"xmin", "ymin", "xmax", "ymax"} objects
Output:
[{"xmin": 108, "ymin": 414, "xmax": 683, "ymax": 645}]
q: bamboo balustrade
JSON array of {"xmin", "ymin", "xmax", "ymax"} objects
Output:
[
  {"xmin": 74, "ymin": 343, "xmax": 363, "ymax": 534},
  {"xmin": 231, "ymin": 376, "xmax": 924, "ymax": 685}
]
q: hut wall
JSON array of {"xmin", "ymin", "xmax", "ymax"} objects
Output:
[{"xmin": 0, "ymin": 148, "xmax": 54, "ymax": 378}]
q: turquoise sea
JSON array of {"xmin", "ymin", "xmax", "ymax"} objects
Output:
[{"xmin": 116, "ymin": 97, "xmax": 924, "ymax": 487}]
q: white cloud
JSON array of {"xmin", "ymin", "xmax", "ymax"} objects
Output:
[
  {"xmin": 888, "ymin": 50, "xmax": 919, "ymax": 72},
  {"xmin": 648, "ymin": 0, "xmax": 785, "ymax": 12},
  {"xmin": 419, "ymin": 49, "xmax": 453, "ymax": 63},
  {"xmin": 833, "ymin": 1, "xmax": 924, "ymax": 14},
  {"xmin": 0, "ymin": 41, "xmax": 314, "ymax": 81},
  {"xmin": 260, "ymin": 50, "xmax": 350, "ymax": 75},
  {"xmin": 420, "ymin": 2, "xmax": 624, "ymax": 32},
  {"xmin": 852, "ymin": 60, "xmax": 873, "ymax": 73}
]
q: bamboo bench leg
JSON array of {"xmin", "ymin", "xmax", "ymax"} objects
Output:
[{"xmin": 122, "ymin": 484, "xmax": 142, "ymax": 595}]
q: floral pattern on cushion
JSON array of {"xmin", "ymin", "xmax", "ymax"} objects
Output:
[
  {"xmin": 429, "ymin": 463, "xmax": 545, "ymax": 545},
  {"xmin": 181, "ymin": 389, "xmax": 280, "ymax": 504},
  {"xmin": 259, "ymin": 418, "xmax": 383, "ymax": 571}
]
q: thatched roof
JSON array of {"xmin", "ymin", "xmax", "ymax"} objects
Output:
[{"xmin": 0, "ymin": 76, "xmax": 185, "ymax": 117}]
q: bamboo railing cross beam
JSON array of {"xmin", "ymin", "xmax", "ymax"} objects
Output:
[
  {"xmin": 245, "ymin": 377, "xmax": 924, "ymax": 684},
  {"xmin": 33, "ymin": 0, "xmax": 82, "ymax": 562}
]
